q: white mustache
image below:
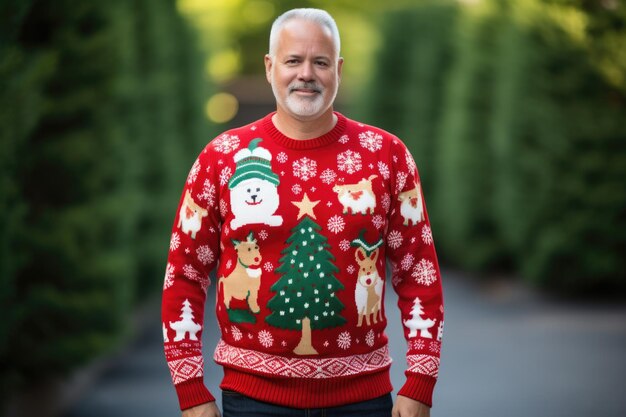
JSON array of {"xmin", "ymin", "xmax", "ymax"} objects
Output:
[{"xmin": 289, "ymin": 83, "xmax": 322, "ymax": 94}]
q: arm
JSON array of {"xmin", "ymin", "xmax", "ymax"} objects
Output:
[
  {"xmin": 162, "ymin": 147, "xmax": 222, "ymax": 411},
  {"xmin": 385, "ymin": 138, "xmax": 444, "ymax": 409},
  {"xmin": 182, "ymin": 402, "xmax": 222, "ymax": 417}
]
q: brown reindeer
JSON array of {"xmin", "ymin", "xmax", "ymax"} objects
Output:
[
  {"xmin": 354, "ymin": 246, "xmax": 383, "ymax": 327},
  {"xmin": 219, "ymin": 232, "xmax": 262, "ymax": 313}
]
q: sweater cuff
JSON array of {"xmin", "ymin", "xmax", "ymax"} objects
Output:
[
  {"xmin": 175, "ymin": 377, "xmax": 215, "ymax": 410},
  {"xmin": 397, "ymin": 374, "xmax": 437, "ymax": 407}
]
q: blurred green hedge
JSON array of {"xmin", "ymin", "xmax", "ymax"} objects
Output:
[
  {"xmin": 0, "ymin": 0, "xmax": 213, "ymax": 400},
  {"xmin": 362, "ymin": 0, "xmax": 626, "ymax": 294}
]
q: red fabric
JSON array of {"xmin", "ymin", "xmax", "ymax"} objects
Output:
[{"xmin": 163, "ymin": 112, "xmax": 444, "ymax": 410}]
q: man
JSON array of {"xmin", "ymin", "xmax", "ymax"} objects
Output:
[{"xmin": 162, "ymin": 8, "xmax": 444, "ymax": 417}]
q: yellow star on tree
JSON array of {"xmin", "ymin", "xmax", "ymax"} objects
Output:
[{"xmin": 292, "ymin": 193, "xmax": 320, "ymax": 220}]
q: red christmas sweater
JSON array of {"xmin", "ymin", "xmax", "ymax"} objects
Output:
[{"xmin": 162, "ymin": 112, "xmax": 444, "ymax": 410}]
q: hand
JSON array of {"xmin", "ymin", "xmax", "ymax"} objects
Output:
[
  {"xmin": 392, "ymin": 395, "xmax": 430, "ymax": 417},
  {"xmin": 182, "ymin": 402, "xmax": 221, "ymax": 417}
]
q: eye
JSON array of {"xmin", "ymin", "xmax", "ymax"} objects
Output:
[
  {"xmin": 256, "ymin": 188, "xmax": 260, "ymax": 192},
  {"xmin": 247, "ymin": 188, "xmax": 251, "ymax": 192}
]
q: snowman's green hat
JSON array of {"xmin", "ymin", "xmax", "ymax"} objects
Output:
[{"xmin": 228, "ymin": 138, "xmax": 280, "ymax": 189}]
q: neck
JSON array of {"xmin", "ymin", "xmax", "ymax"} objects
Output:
[{"xmin": 272, "ymin": 107, "xmax": 337, "ymax": 140}]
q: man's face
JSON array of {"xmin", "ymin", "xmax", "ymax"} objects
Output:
[{"xmin": 265, "ymin": 19, "xmax": 343, "ymax": 121}]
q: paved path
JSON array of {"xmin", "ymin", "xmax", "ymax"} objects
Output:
[{"xmin": 63, "ymin": 270, "xmax": 626, "ymax": 417}]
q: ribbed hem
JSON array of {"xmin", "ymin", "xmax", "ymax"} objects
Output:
[
  {"xmin": 175, "ymin": 377, "xmax": 215, "ymax": 410},
  {"xmin": 261, "ymin": 112, "xmax": 347, "ymax": 150},
  {"xmin": 220, "ymin": 367, "xmax": 393, "ymax": 408},
  {"xmin": 397, "ymin": 374, "xmax": 437, "ymax": 407}
]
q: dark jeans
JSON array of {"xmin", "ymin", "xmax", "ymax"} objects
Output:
[{"xmin": 222, "ymin": 390, "xmax": 393, "ymax": 417}]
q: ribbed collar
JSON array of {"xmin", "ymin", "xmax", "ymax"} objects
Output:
[{"xmin": 261, "ymin": 112, "xmax": 347, "ymax": 150}]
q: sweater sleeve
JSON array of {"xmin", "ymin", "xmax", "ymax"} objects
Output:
[
  {"xmin": 161, "ymin": 144, "xmax": 222, "ymax": 410},
  {"xmin": 385, "ymin": 138, "xmax": 444, "ymax": 407}
]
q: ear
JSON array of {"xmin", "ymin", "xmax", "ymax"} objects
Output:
[
  {"xmin": 337, "ymin": 57, "xmax": 344, "ymax": 83},
  {"xmin": 231, "ymin": 238, "xmax": 241, "ymax": 247},
  {"xmin": 264, "ymin": 54, "xmax": 273, "ymax": 84},
  {"xmin": 355, "ymin": 247, "xmax": 366, "ymax": 262},
  {"xmin": 370, "ymin": 249, "xmax": 379, "ymax": 263}
]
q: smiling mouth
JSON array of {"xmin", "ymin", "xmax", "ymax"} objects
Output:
[{"xmin": 246, "ymin": 199, "xmax": 263, "ymax": 205}]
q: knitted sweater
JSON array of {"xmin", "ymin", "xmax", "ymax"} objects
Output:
[{"xmin": 162, "ymin": 112, "xmax": 444, "ymax": 410}]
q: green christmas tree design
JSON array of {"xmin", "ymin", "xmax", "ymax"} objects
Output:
[{"xmin": 266, "ymin": 216, "xmax": 346, "ymax": 355}]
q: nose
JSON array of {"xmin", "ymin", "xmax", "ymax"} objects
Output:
[
  {"xmin": 298, "ymin": 61, "xmax": 314, "ymax": 82},
  {"xmin": 251, "ymin": 194, "xmax": 257, "ymax": 201}
]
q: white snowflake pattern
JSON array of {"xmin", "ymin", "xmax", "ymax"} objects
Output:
[
  {"xmin": 220, "ymin": 199, "xmax": 229, "ymax": 218},
  {"xmin": 324, "ymin": 340, "xmax": 330, "ymax": 347},
  {"xmin": 250, "ymin": 125, "xmax": 257, "ymax": 131},
  {"xmin": 213, "ymin": 134, "xmax": 240, "ymax": 154},
  {"xmin": 226, "ymin": 259, "xmax": 233, "ymax": 270},
  {"xmin": 183, "ymin": 264, "xmax": 210, "ymax": 292},
  {"xmin": 219, "ymin": 167, "xmax": 232, "ymax": 186},
  {"xmin": 277, "ymin": 152, "xmax": 288, "ymax": 164},
  {"xmin": 169, "ymin": 232, "xmax": 180, "ymax": 252},
  {"xmin": 372, "ymin": 215, "xmax": 384, "ymax": 230},
  {"xmin": 347, "ymin": 265, "xmax": 356, "ymax": 274},
  {"xmin": 326, "ymin": 201, "xmax": 333, "ymax": 207},
  {"xmin": 412, "ymin": 258, "xmax": 437, "ymax": 286},
  {"xmin": 259, "ymin": 230, "xmax": 269, "ymax": 240},
  {"xmin": 421, "ymin": 225, "xmax": 433, "ymax": 245},
  {"xmin": 429, "ymin": 340, "xmax": 441, "ymax": 354},
  {"xmin": 258, "ymin": 330, "xmax": 274, "ymax": 348},
  {"xmin": 231, "ymin": 326, "xmax": 242, "ymax": 341},
  {"xmin": 293, "ymin": 157, "xmax": 317, "ymax": 181},
  {"xmin": 381, "ymin": 193, "xmax": 391, "ymax": 212},
  {"xmin": 196, "ymin": 245, "xmax": 215, "ymax": 266},
  {"xmin": 410, "ymin": 339, "xmax": 425, "ymax": 351},
  {"xmin": 187, "ymin": 159, "xmax": 201, "ymax": 184},
  {"xmin": 392, "ymin": 274, "xmax": 403, "ymax": 287},
  {"xmin": 292, "ymin": 184, "xmax": 302, "ymax": 195},
  {"xmin": 327, "ymin": 215, "xmax": 345, "ymax": 234},
  {"xmin": 401, "ymin": 254, "xmax": 415, "ymax": 271},
  {"xmin": 387, "ymin": 230, "xmax": 403, "ymax": 249},
  {"xmin": 406, "ymin": 150, "xmax": 417, "ymax": 173},
  {"xmin": 337, "ymin": 150, "xmax": 362, "ymax": 174},
  {"xmin": 263, "ymin": 262, "xmax": 274, "ymax": 272},
  {"xmin": 339, "ymin": 239, "xmax": 351, "ymax": 251},
  {"xmin": 366, "ymin": 330, "xmax": 375, "ymax": 347},
  {"xmin": 164, "ymin": 263, "xmax": 175, "ymax": 290},
  {"xmin": 359, "ymin": 131, "xmax": 383, "ymax": 152},
  {"xmin": 396, "ymin": 172, "xmax": 408, "ymax": 194},
  {"xmin": 337, "ymin": 331, "xmax": 351, "ymax": 350},
  {"xmin": 339, "ymin": 134, "xmax": 350, "ymax": 144},
  {"xmin": 319, "ymin": 169, "xmax": 337, "ymax": 185},
  {"xmin": 377, "ymin": 161, "xmax": 390, "ymax": 179},
  {"xmin": 198, "ymin": 180, "xmax": 216, "ymax": 207}
]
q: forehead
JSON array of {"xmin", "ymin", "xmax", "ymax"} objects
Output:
[{"xmin": 275, "ymin": 19, "xmax": 337, "ymax": 57}]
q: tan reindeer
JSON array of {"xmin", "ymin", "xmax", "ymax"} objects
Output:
[
  {"xmin": 352, "ymin": 233, "xmax": 384, "ymax": 327},
  {"xmin": 219, "ymin": 232, "xmax": 262, "ymax": 313},
  {"xmin": 333, "ymin": 175, "xmax": 378, "ymax": 215}
]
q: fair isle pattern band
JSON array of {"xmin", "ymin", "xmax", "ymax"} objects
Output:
[
  {"xmin": 214, "ymin": 340, "xmax": 392, "ymax": 379},
  {"xmin": 406, "ymin": 354, "xmax": 439, "ymax": 378},
  {"xmin": 168, "ymin": 355, "xmax": 204, "ymax": 385}
]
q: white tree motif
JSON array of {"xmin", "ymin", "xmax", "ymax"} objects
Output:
[
  {"xmin": 412, "ymin": 259, "xmax": 437, "ymax": 286},
  {"xmin": 293, "ymin": 157, "xmax": 317, "ymax": 181},
  {"xmin": 169, "ymin": 299, "xmax": 202, "ymax": 341},
  {"xmin": 359, "ymin": 131, "xmax": 383, "ymax": 152},
  {"xmin": 403, "ymin": 297, "xmax": 435, "ymax": 338},
  {"xmin": 337, "ymin": 150, "xmax": 362, "ymax": 174},
  {"xmin": 337, "ymin": 331, "xmax": 351, "ymax": 350}
]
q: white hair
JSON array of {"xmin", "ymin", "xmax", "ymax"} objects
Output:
[{"xmin": 268, "ymin": 8, "xmax": 341, "ymax": 58}]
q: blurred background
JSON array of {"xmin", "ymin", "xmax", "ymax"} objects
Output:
[{"xmin": 1, "ymin": 0, "xmax": 625, "ymax": 416}]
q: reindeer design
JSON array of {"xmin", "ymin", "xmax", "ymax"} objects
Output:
[
  {"xmin": 219, "ymin": 232, "xmax": 263, "ymax": 313},
  {"xmin": 351, "ymin": 232, "xmax": 384, "ymax": 327},
  {"xmin": 333, "ymin": 175, "xmax": 378, "ymax": 215}
]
